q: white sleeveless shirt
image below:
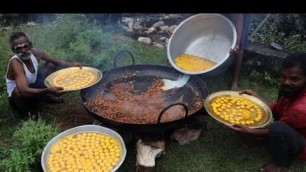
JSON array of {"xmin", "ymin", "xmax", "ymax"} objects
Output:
[{"xmin": 6, "ymin": 54, "xmax": 39, "ymax": 97}]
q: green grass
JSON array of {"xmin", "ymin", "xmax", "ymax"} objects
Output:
[{"xmin": 0, "ymin": 14, "xmax": 305, "ymax": 172}]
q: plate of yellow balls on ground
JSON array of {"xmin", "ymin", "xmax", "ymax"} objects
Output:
[
  {"xmin": 44, "ymin": 67, "xmax": 103, "ymax": 91},
  {"xmin": 204, "ymin": 91, "xmax": 273, "ymax": 129},
  {"xmin": 41, "ymin": 125, "xmax": 126, "ymax": 172}
]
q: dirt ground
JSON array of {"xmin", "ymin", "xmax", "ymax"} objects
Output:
[{"xmin": 50, "ymin": 99, "xmax": 96, "ymax": 131}]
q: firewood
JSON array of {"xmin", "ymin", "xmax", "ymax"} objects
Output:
[{"xmin": 136, "ymin": 139, "xmax": 165, "ymax": 169}]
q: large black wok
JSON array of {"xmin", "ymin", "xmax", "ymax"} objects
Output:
[{"xmin": 80, "ymin": 51, "xmax": 208, "ymax": 133}]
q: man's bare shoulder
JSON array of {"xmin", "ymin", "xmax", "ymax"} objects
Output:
[
  {"xmin": 10, "ymin": 58, "xmax": 25, "ymax": 71},
  {"xmin": 31, "ymin": 48, "xmax": 48, "ymax": 61},
  {"xmin": 7, "ymin": 58, "xmax": 23, "ymax": 78},
  {"xmin": 31, "ymin": 48, "xmax": 44, "ymax": 55},
  {"xmin": 9, "ymin": 57, "xmax": 21, "ymax": 65}
]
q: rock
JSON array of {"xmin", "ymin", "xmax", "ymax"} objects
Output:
[
  {"xmin": 159, "ymin": 25, "xmax": 169, "ymax": 32},
  {"xmin": 122, "ymin": 26, "xmax": 129, "ymax": 31},
  {"xmin": 152, "ymin": 21, "xmax": 164, "ymax": 28},
  {"xmin": 145, "ymin": 27, "xmax": 157, "ymax": 34},
  {"xmin": 171, "ymin": 127, "xmax": 202, "ymax": 145},
  {"xmin": 120, "ymin": 14, "xmax": 185, "ymax": 49},
  {"xmin": 133, "ymin": 25, "xmax": 143, "ymax": 31},
  {"xmin": 138, "ymin": 37, "xmax": 152, "ymax": 44},
  {"xmin": 122, "ymin": 17, "xmax": 134, "ymax": 27},
  {"xmin": 133, "ymin": 21, "xmax": 143, "ymax": 31},
  {"xmin": 168, "ymin": 14, "xmax": 182, "ymax": 19},
  {"xmin": 160, "ymin": 37, "xmax": 167, "ymax": 41},
  {"xmin": 26, "ymin": 21, "xmax": 37, "ymax": 26},
  {"xmin": 126, "ymin": 28, "xmax": 134, "ymax": 33},
  {"xmin": 123, "ymin": 19, "xmax": 134, "ymax": 29},
  {"xmin": 153, "ymin": 43, "xmax": 164, "ymax": 48},
  {"xmin": 168, "ymin": 25, "xmax": 177, "ymax": 33}
]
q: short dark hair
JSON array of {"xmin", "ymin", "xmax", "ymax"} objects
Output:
[
  {"xmin": 8, "ymin": 31, "xmax": 30, "ymax": 51},
  {"xmin": 282, "ymin": 53, "xmax": 306, "ymax": 76}
]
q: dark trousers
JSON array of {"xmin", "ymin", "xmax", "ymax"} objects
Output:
[
  {"xmin": 8, "ymin": 62, "xmax": 58, "ymax": 115},
  {"xmin": 268, "ymin": 121, "xmax": 305, "ymax": 167},
  {"xmin": 8, "ymin": 71, "xmax": 47, "ymax": 114}
]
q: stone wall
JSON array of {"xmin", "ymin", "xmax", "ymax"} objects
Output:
[{"xmin": 242, "ymin": 41, "xmax": 296, "ymax": 76}]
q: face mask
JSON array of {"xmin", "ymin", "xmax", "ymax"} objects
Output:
[
  {"xmin": 17, "ymin": 52, "xmax": 31, "ymax": 61},
  {"xmin": 279, "ymin": 85, "xmax": 304, "ymax": 98}
]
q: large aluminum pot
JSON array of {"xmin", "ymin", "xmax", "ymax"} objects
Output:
[
  {"xmin": 41, "ymin": 125, "xmax": 127, "ymax": 172},
  {"xmin": 167, "ymin": 13, "xmax": 237, "ymax": 75}
]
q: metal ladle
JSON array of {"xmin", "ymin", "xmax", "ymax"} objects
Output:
[{"xmin": 270, "ymin": 42, "xmax": 292, "ymax": 54}]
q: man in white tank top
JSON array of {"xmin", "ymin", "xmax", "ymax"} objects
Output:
[{"xmin": 5, "ymin": 31, "xmax": 83, "ymax": 117}]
